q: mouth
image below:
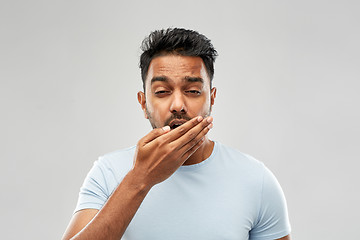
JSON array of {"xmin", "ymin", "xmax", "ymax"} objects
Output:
[{"xmin": 169, "ymin": 120, "xmax": 187, "ymax": 130}]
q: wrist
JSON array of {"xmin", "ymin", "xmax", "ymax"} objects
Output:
[{"xmin": 125, "ymin": 169, "xmax": 153, "ymax": 194}]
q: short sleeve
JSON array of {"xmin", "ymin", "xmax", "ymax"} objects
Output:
[
  {"xmin": 73, "ymin": 159, "xmax": 110, "ymax": 213},
  {"xmin": 249, "ymin": 166, "xmax": 291, "ymax": 240}
]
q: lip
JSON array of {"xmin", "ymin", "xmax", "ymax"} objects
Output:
[{"xmin": 169, "ymin": 119, "xmax": 187, "ymax": 130}]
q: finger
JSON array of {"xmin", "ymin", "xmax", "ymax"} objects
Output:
[
  {"xmin": 179, "ymin": 121, "xmax": 212, "ymax": 153},
  {"xmin": 162, "ymin": 116, "xmax": 204, "ymax": 142},
  {"xmin": 179, "ymin": 136, "xmax": 206, "ymax": 164},
  {"xmin": 172, "ymin": 116, "xmax": 213, "ymax": 150},
  {"xmin": 139, "ymin": 126, "xmax": 171, "ymax": 146}
]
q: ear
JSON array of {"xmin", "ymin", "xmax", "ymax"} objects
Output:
[
  {"xmin": 210, "ymin": 87, "xmax": 217, "ymax": 106},
  {"xmin": 137, "ymin": 91, "xmax": 148, "ymax": 119}
]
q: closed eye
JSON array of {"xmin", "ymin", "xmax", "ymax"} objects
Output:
[
  {"xmin": 154, "ymin": 90, "xmax": 171, "ymax": 96},
  {"xmin": 185, "ymin": 90, "xmax": 201, "ymax": 95}
]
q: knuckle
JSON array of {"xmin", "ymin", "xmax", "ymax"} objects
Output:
[
  {"xmin": 168, "ymin": 143, "xmax": 177, "ymax": 152},
  {"xmin": 178, "ymin": 126, "xmax": 186, "ymax": 134},
  {"xmin": 202, "ymin": 120, "xmax": 209, "ymax": 127},
  {"xmin": 202, "ymin": 126, "xmax": 210, "ymax": 134},
  {"xmin": 154, "ymin": 128, "xmax": 163, "ymax": 136},
  {"xmin": 156, "ymin": 138, "xmax": 166, "ymax": 147},
  {"xmin": 191, "ymin": 118, "xmax": 199, "ymax": 126},
  {"xmin": 149, "ymin": 128, "xmax": 157, "ymax": 134},
  {"xmin": 188, "ymin": 131, "xmax": 196, "ymax": 139},
  {"xmin": 190, "ymin": 137, "xmax": 198, "ymax": 145}
]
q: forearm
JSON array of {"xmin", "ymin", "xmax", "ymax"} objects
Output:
[
  {"xmin": 63, "ymin": 117, "xmax": 212, "ymax": 240},
  {"xmin": 70, "ymin": 170, "xmax": 151, "ymax": 240}
]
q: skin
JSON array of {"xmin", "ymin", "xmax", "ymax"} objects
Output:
[
  {"xmin": 61, "ymin": 55, "xmax": 290, "ymax": 240},
  {"xmin": 137, "ymin": 54, "xmax": 217, "ymax": 165}
]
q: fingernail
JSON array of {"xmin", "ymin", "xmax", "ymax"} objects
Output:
[
  {"xmin": 207, "ymin": 123, "xmax": 213, "ymax": 129},
  {"xmin": 197, "ymin": 116, "xmax": 203, "ymax": 122},
  {"xmin": 207, "ymin": 116, "xmax": 213, "ymax": 123},
  {"xmin": 162, "ymin": 126, "xmax": 170, "ymax": 132}
]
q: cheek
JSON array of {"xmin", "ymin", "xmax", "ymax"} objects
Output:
[
  {"xmin": 190, "ymin": 96, "xmax": 210, "ymax": 114},
  {"xmin": 146, "ymin": 99, "xmax": 168, "ymax": 120},
  {"xmin": 148, "ymin": 99, "xmax": 166, "ymax": 113}
]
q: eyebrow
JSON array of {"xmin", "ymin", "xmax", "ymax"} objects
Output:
[
  {"xmin": 150, "ymin": 76, "xmax": 204, "ymax": 85},
  {"xmin": 184, "ymin": 76, "xmax": 204, "ymax": 84},
  {"xmin": 151, "ymin": 76, "xmax": 168, "ymax": 84}
]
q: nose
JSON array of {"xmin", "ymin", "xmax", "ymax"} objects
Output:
[{"xmin": 170, "ymin": 91, "xmax": 187, "ymax": 114}]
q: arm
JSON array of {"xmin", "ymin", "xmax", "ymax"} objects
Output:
[
  {"xmin": 61, "ymin": 209, "xmax": 98, "ymax": 239},
  {"xmin": 61, "ymin": 169, "xmax": 152, "ymax": 240},
  {"xmin": 61, "ymin": 116, "xmax": 213, "ymax": 240}
]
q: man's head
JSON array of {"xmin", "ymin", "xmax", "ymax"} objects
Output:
[{"xmin": 138, "ymin": 28, "xmax": 218, "ymax": 129}]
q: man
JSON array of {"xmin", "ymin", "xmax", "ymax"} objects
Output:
[{"xmin": 62, "ymin": 28, "xmax": 291, "ymax": 240}]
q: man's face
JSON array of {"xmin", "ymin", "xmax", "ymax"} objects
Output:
[{"xmin": 138, "ymin": 54, "xmax": 216, "ymax": 129}]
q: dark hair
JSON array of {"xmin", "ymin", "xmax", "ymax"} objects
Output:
[{"xmin": 139, "ymin": 28, "xmax": 218, "ymax": 90}]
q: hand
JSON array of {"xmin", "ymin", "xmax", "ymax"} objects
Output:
[
  {"xmin": 132, "ymin": 116, "xmax": 213, "ymax": 187},
  {"xmin": 61, "ymin": 116, "xmax": 213, "ymax": 240}
]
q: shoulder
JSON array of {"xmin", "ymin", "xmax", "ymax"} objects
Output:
[
  {"xmin": 93, "ymin": 146, "xmax": 136, "ymax": 182},
  {"xmin": 214, "ymin": 143, "xmax": 291, "ymax": 237},
  {"xmin": 217, "ymin": 142, "xmax": 286, "ymax": 198},
  {"xmin": 215, "ymin": 141, "xmax": 266, "ymax": 172},
  {"xmin": 211, "ymin": 141, "xmax": 269, "ymax": 191},
  {"xmin": 98, "ymin": 146, "xmax": 136, "ymax": 165}
]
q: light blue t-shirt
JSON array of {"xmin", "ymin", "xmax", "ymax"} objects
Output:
[{"xmin": 75, "ymin": 141, "xmax": 291, "ymax": 240}]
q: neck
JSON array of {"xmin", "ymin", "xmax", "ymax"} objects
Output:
[{"xmin": 182, "ymin": 137, "xmax": 214, "ymax": 165}]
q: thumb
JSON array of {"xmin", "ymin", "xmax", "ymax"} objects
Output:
[{"xmin": 141, "ymin": 126, "xmax": 170, "ymax": 145}]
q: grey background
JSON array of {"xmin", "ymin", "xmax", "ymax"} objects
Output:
[{"xmin": 1, "ymin": 0, "xmax": 359, "ymax": 239}]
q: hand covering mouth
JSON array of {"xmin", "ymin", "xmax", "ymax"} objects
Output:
[{"xmin": 169, "ymin": 119, "xmax": 187, "ymax": 130}]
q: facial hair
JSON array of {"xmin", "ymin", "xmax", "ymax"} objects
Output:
[{"xmin": 145, "ymin": 105, "xmax": 212, "ymax": 129}]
